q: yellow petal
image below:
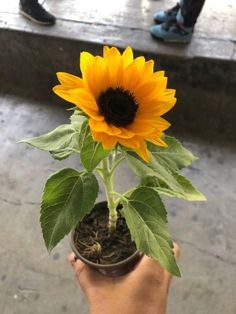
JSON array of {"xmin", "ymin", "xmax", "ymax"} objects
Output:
[
  {"xmin": 68, "ymin": 88, "xmax": 98, "ymax": 109},
  {"xmin": 103, "ymin": 46, "xmax": 123, "ymax": 87},
  {"xmin": 89, "ymin": 119, "xmax": 121, "ymax": 135},
  {"xmin": 142, "ymin": 60, "xmax": 154, "ymax": 77},
  {"xmin": 148, "ymin": 137, "xmax": 168, "ymax": 147},
  {"xmin": 152, "ymin": 98, "xmax": 176, "ymax": 116},
  {"xmin": 127, "ymin": 118, "xmax": 155, "ymax": 135},
  {"xmin": 118, "ymin": 128, "xmax": 135, "ymax": 139},
  {"xmin": 134, "ymin": 78, "xmax": 161, "ymax": 103},
  {"xmin": 56, "ymin": 72, "xmax": 84, "ymax": 88},
  {"xmin": 122, "ymin": 46, "xmax": 134, "ymax": 68},
  {"xmin": 136, "ymin": 105, "xmax": 163, "ymax": 120},
  {"xmin": 163, "ymin": 88, "xmax": 176, "ymax": 98},
  {"xmin": 79, "ymin": 107, "xmax": 104, "ymax": 121},
  {"xmin": 153, "ymin": 70, "xmax": 165, "ymax": 78},
  {"xmin": 155, "ymin": 117, "xmax": 171, "ymax": 131},
  {"xmin": 138, "ymin": 77, "xmax": 168, "ymax": 103},
  {"xmin": 87, "ymin": 56, "xmax": 109, "ymax": 97},
  {"xmin": 53, "ymin": 85, "xmax": 77, "ymax": 104},
  {"xmin": 103, "ymin": 46, "xmax": 121, "ymax": 59},
  {"xmin": 53, "ymin": 86, "xmax": 103, "ymax": 121},
  {"xmin": 102, "ymin": 139, "xmax": 117, "ymax": 150},
  {"xmin": 80, "ymin": 52, "xmax": 95, "ymax": 90},
  {"xmin": 122, "ymin": 56, "xmax": 145, "ymax": 91},
  {"xmin": 137, "ymin": 95, "xmax": 176, "ymax": 118},
  {"xmin": 133, "ymin": 140, "xmax": 150, "ymax": 162},
  {"xmin": 146, "ymin": 130, "xmax": 168, "ymax": 147},
  {"xmin": 91, "ymin": 129, "xmax": 117, "ymax": 150},
  {"xmin": 118, "ymin": 136, "xmax": 141, "ymax": 148}
]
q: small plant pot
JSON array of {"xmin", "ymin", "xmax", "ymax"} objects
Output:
[{"xmin": 70, "ymin": 201, "xmax": 142, "ymax": 277}]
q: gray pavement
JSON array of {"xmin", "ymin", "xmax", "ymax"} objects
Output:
[{"xmin": 0, "ymin": 94, "xmax": 236, "ymax": 314}]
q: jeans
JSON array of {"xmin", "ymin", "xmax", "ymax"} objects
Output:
[
  {"xmin": 181, "ymin": 0, "xmax": 206, "ymax": 27},
  {"xmin": 20, "ymin": 0, "xmax": 38, "ymax": 5}
]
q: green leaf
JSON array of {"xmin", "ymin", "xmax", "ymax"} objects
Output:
[
  {"xmin": 20, "ymin": 124, "xmax": 80, "ymax": 159},
  {"xmin": 67, "ymin": 106, "xmax": 81, "ymax": 111},
  {"xmin": 50, "ymin": 149, "xmax": 73, "ymax": 161},
  {"xmin": 125, "ymin": 152, "xmax": 206, "ymax": 201},
  {"xmin": 21, "ymin": 124, "xmax": 75, "ymax": 151},
  {"xmin": 40, "ymin": 168, "xmax": 99, "ymax": 252},
  {"xmin": 20, "ymin": 112, "xmax": 88, "ymax": 160},
  {"xmin": 77, "ymin": 120, "xmax": 88, "ymax": 151},
  {"xmin": 141, "ymin": 175, "xmax": 206, "ymax": 201},
  {"xmin": 80, "ymin": 124, "xmax": 110, "ymax": 172},
  {"xmin": 148, "ymin": 135, "xmax": 197, "ymax": 171},
  {"xmin": 121, "ymin": 187, "xmax": 180, "ymax": 277},
  {"xmin": 70, "ymin": 110, "xmax": 87, "ymax": 129}
]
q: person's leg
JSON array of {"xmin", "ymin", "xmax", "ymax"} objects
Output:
[
  {"xmin": 20, "ymin": 0, "xmax": 34, "ymax": 4},
  {"xmin": 181, "ymin": 0, "xmax": 206, "ymax": 27},
  {"xmin": 19, "ymin": 0, "xmax": 56, "ymax": 25},
  {"xmin": 151, "ymin": 0, "xmax": 206, "ymax": 43}
]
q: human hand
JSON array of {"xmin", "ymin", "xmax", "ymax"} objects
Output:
[{"xmin": 68, "ymin": 243, "xmax": 180, "ymax": 314}]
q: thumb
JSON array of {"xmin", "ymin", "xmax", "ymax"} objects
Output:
[{"xmin": 68, "ymin": 253, "xmax": 107, "ymax": 292}]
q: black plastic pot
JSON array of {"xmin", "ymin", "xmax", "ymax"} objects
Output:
[{"xmin": 70, "ymin": 201, "xmax": 142, "ymax": 277}]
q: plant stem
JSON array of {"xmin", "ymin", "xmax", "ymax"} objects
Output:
[
  {"xmin": 112, "ymin": 188, "xmax": 134, "ymax": 207},
  {"xmin": 101, "ymin": 158, "xmax": 118, "ymax": 236},
  {"xmin": 110, "ymin": 156, "xmax": 125, "ymax": 179}
]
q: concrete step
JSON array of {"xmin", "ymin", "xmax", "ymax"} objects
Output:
[{"xmin": 1, "ymin": 0, "xmax": 236, "ymax": 142}]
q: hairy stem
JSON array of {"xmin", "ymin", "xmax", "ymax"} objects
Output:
[{"xmin": 101, "ymin": 158, "xmax": 118, "ymax": 236}]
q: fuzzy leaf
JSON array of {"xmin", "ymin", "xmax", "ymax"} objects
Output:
[
  {"xmin": 21, "ymin": 124, "xmax": 80, "ymax": 160},
  {"xmin": 141, "ymin": 175, "xmax": 206, "ymax": 201},
  {"xmin": 40, "ymin": 168, "xmax": 98, "ymax": 252},
  {"xmin": 125, "ymin": 152, "xmax": 206, "ymax": 201},
  {"xmin": 50, "ymin": 149, "xmax": 74, "ymax": 161},
  {"xmin": 70, "ymin": 110, "xmax": 87, "ymax": 129},
  {"xmin": 148, "ymin": 135, "xmax": 197, "ymax": 171},
  {"xmin": 121, "ymin": 187, "xmax": 180, "ymax": 276}
]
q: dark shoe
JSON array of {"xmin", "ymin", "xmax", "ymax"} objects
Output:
[
  {"xmin": 150, "ymin": 21, "xmax": 193, "ymax": 43},
  {"xmin": 154, "ymin": 3, "xmax": 180, "ymax": 24},
  {"xmin": 19, "ymin": 2, "xmax": 56, "ymax": 25}
]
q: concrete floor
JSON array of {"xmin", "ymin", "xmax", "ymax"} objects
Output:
[
  {"xmin": 0, "ymin": 94, "xmax": 236, "ymax": 314},
  {"xmin": 0, "ymin": 0, "xmax": 236, "ymax": 313}
]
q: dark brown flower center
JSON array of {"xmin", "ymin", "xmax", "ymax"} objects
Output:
[{"xmin": 97, "ymin": 87, "xmax": 139, "ymax": 127}]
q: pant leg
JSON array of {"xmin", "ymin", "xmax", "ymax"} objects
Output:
[
  {"xmin": 20, "ymin": 0, "xmax": 38, "ymax": 5},
  {"xmin": 181, "ymin": 0, "xmax": 206, "ymax": 27}
]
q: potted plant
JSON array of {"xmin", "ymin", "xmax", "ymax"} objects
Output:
[{"xmin": 21, "ymin": 46, "xmax": 206, "ymax": 278}]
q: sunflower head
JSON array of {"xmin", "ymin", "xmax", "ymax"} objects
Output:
[{"xmin": 53, "ymin": 46, "xmax": 176, "ymax": 162}]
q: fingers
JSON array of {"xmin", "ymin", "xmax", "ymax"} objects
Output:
[
  {"xmin": 132, "ymin": 242, "xmax": 180, "ymax": 288},
  {"xmin": 68, "ymin": 252, "xmax": 77, "ymax": 264},
  {"xmin": 173, "ymin": 242, "xmax": 180, "ymax": 260},
  {"xmin": 135, "ymin": 241, "xmax": 180, "ymax": 270},
  {"xmin": 68, "ymin": 253, "xmax": 106, "ymax": 292},
  {"xmin": 68, "ymin": 253, "xmax": 87, "ymax": 283},
  {"xmin": 163, "ymin": 242, "xmax": 180, "ymax": 290}
]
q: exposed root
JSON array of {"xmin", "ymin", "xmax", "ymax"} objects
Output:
[{"xmin": 78, "ymin": 239, "xmax": 102, "ymax": 259}]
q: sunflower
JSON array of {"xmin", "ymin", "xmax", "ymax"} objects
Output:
[{"xmin": 53, "ymin": 46, "xmax": 176, "ymax": 162}]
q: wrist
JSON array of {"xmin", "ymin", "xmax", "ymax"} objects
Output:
[{"xmin": 90, "ymin": 299, "xmax": 166, "ymax": 314}]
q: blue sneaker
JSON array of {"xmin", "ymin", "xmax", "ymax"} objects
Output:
[
  {"xmin": 150, "ymin": 22, "xmax": 193, "ymax": 43},
  {"xmin": 154, "ymin": 3, "xmax": 180, "ymax": 24}
]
